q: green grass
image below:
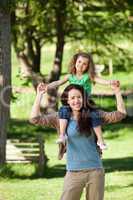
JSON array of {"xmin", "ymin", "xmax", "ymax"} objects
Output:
[{"xmin": 0, "ymin": 121, "xmax": 133, "ymax": 200}]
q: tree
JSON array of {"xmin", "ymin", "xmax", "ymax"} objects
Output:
[
  {"xmin": 0, "ymin": 2, "xmax": 11, "ymax": 164},
  {"xmin": 48, "ymin": 0, "xmax": 66, "ymax": 82},
  {"xmin": 11, "ymin": 0, "xmax": 55, "ymax": 77}
]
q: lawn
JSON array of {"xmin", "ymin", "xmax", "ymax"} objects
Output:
[{"xmin": 0, "ymin": 121, "xmax": 133, "ymax": 200}]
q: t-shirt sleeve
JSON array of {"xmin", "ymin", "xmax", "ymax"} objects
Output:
[{"xmin": 90, "ymin": 111, "xmax": 102, "ymax": 127}]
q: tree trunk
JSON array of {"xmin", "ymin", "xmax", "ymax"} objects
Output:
[
  {"xmin": 45, "ymin": 0, "xmax": 66, "ymax": 113},
  {"xmin": 33, "ymin": 39, "xmax": 41, "ymax": 73},
  {"xmin": 0, "ymin": 10, "xmax": 11, "ymax": 164},
  {"xmin": 11, "ymin": 9, "xmax": 41, "ymax": 78},
  {"xmin": 17, "ymin": 38, "xmax": 41, "ymax": 78},
  {"xmin": 48, "ymin": 0, "xmax": 66, "ymax": 82}
]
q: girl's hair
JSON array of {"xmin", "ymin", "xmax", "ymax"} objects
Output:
[
  {"xmin": 61, "ymin": 84, "xmax": 98, "ymax": 137},
  {"xmin": 69, "ymin": 52, "xmax": 96, "ymax": 81}
]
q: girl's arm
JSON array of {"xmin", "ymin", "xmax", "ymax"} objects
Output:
[
  {"xmin": 94, "ymin": 76, "xmax": 119, "ymax": 86},
  {"xmin": 93, "ymin": 126, "xmax": 102, "ymax": 135},
  {"xmin": 93, "ymin": 125, "xmax": 103, "ymax": 142},
  {"xmin": 47, "ymin": 75, "xmax": 69, "ymax": 89}
]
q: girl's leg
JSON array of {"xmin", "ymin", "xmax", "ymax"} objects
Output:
[
  {"xmin": 56, "ymin": 119, "xmax": 68, "ymax": 144},
  {"xmin": 95, "ymin": 131, "xmax": 107, "ymax": 150},
  {"xmin": 60, "ymin": 118, "xmax": 68, "ymax": 139},
  {"xmin": 58, "ymin": 142, "xmax": 66, "ymax": 160},
  {"xmin": 57, "ymin": 106, "xmax": 71, "ymax": 145},
  {"xmin": 57, "ymin": 119, "xmax": 68, "ymax": 159},
  {"xmin": 93, "ymin": 127, "xmax": 107, "ymax": 150},
  {"xmin": 85, "ymin": 169, "xmax": 105, "ymax": 200}
]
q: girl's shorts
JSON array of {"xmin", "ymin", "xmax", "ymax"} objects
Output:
[{"xmin": 58, "ymin": 106, "xmax": 71, "ymax": 120}]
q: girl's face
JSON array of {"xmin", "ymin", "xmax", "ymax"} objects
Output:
[
  {"xmin": 75, "ymin": 56, "xmax": 89, "ymax": 74},
  {"xmin": 67, "ymin": 89, "xmax": 83, "ymax": 111}
]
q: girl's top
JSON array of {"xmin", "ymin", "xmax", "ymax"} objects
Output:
[
  {"xmin": 66, "ymin": 111, "xmax": 103, "ymax": 171},
  {"xmin": 68, "ymin": 73, "xmax": 92, "ymax": 94}
]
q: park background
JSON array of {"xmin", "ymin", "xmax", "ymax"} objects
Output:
[{"xmin": 0, "ymin": 1, "xmax": 133, "ymax": 200}]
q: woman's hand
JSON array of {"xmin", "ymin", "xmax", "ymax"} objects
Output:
[{"xmin": 37, "ymin": 82, "xmax": 48, "ymax": 96}]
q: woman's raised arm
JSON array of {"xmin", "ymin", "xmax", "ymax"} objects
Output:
[
  {"xmin": 112, "ymin": 84, "xmax": 126, "ymax": 115},
  {"xmin": 29, "ymin": 83, "xmax": 59, "ymax": 129},
  {"xmin": 30, "ymin": 83, "xmax": 47, "ymax": 120},
  {"xmin": 99, "ymin": 84, "xmax": 127, "ymax": 124}
]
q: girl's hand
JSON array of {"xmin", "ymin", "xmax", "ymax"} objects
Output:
[
  {"xmin": 37, "ymin": 83, "xmax": 48, "ymax": 95},
  {"xmin": 110, "ymin": 80, "xmax": 120, "ymax": 87},
  {"xmin": 111, "ymin": 81, "xmax": 121, "ymax": 94}
]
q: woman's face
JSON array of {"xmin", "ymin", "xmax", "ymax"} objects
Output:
[
  {"xmin": 75, "ymin": 56, "xmax": 89, "ymax": 74},
  {"xmin": 67, "ymin": 89, "xmax": 83, "ymax": 111}
]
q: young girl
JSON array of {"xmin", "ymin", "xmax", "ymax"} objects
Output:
[{"xmin": 48, "ymin": 52, "xmax": 119, "ymax": 150}]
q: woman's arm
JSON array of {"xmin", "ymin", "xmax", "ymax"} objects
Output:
[
  {"xmin": 29, "ymin": 83, "xmax": 59, "ymax": 129},
  {"xmin": 99, "ymin": 84, "xmax": 127, "ymax": 124},
  {"xmin": 112, "ymin": 84, "xmax": 126, "ymax": 114},
  {"xmin": 47, "ymin": 75, "xmax": 69, "ymax": 89},
  {"xmin": 30, "ymin": 83, "xmax": 47, "ymax": 119}
]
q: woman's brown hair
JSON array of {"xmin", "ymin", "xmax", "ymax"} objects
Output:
[{"xmin": 69, "ymin": 52, "xmax": 96, "ymax": 81}]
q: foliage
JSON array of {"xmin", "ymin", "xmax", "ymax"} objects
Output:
[
  {"xmin": 0, "ymin": 0, "xmax": 15, "ymax": 12},
  {"xmin": 10, "ymin": 0, "xmax": 133, "ymax": 73},
  {"xmin": 66, "ymin": 1, "xmax": 133, "ymax": 71}
]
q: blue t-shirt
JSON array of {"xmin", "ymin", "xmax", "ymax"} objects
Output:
[{"xmin": 66, "ymin": 111, "xmax": 103, "ymax": 171}]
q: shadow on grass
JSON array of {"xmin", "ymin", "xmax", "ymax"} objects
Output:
[
  {"xmin": 0, "ymin": 163, "xmax": 66, "ymax": 180},
  {"xmin": 0, "ymin": 157, "xmax": 133, "ymax": 180},
  {"xmin": 8, "ymin": 118, "xmax": 57, "ymax": 140},
  {"xmin": 105, "ymin": 182, "xmax": 133, "ymax": 192},
  {"xmin": 103, "ymin": 156, "xmax": 133, "ymax": 173},
  {"xmin": 103, "ymin": 122, "xmax": 133, "ymax": 140},
  {"xmin": 45, "ymin": 164, "xmax": 66, "ymax": 178}
]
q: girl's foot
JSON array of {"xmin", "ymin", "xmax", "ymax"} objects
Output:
[
  {"xmin": 56, "ymin": 135, "xmax": 68, "ymax": 145},
  {"xmin": 97, "ymin": 142, "xmax": 108, "ymax": 150}
]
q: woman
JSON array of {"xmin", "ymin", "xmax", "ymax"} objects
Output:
[{"xmin": 29, "ymin": 83, "xmax": 126, "ymax": 200}]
